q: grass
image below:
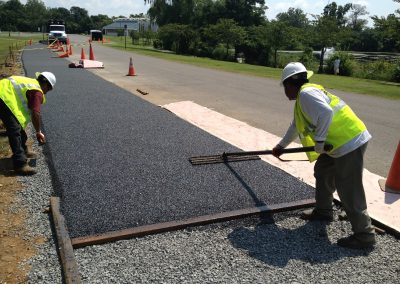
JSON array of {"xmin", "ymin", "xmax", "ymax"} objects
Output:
[
  {"xmin": 0, "ymin": 32, "xmax": 43, "ymax": 64},
  {"xmin": 106, "ymin": 36, "xmax": 399, "ymax": 100}
]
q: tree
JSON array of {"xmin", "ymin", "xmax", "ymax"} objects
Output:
[
  {"xmin": 69, "ymin": 6, "xmax": 91, "ymax": 33},
  {"xmin": 267, "ymin": 20, "xmax": 292, "ymax": 67},
  {"xmin": 371, "ymin": 13, "xmax": 400, "ymax": 51},
  {"xmin": 157, "ymin": 23, "xmax": 198, "ymax": 54},
  {"xmin": 0, "ymin": 0, "xmax": 25, "ymax": 31},
  {"xmin": 203, "ymin": 19, "xmax": 246, "ymax": 58},
  {"xmin": 312, "ymin": 2, "xmax": 353, "ymax": 73},
  {"xmin": 90, "ymin": 14, "xmax": 112, "ymax": 30},
  {"xmin": 347, "ymin": 4, "xmax": 368, "ymax": 31},
  {"xmin": 222, "ymin": 0, "xmax": 267, "ymax": 26},
  {"xmin": 276, "ymin": 7, "xmax": 309, "ymax": 29},
  {"xmin": 236, "ymin": 24, "xmax": 270, "ymax": 65},
  {"xmin": 24, "ymin": 0, "xmax": 48, "ymax": 32}
]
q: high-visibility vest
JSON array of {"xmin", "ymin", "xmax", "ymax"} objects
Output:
[
  {"xmin": 0, "ymin": 76, "xmax": 45, "ymax": 129},
  {"xmin": 295, "ymin": 83, "xmax": 367, "ymax": 162}
]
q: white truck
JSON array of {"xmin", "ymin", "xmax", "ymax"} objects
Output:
[{"xmin": 48, "ymin": 20, "xmax": 68, "ymax": 44}]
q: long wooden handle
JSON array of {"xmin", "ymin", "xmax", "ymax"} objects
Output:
[{"xmin": 222, "ymin": 145, "xmax": 333, "ymax": 157}]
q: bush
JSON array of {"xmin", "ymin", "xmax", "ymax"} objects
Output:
[
  {"xmin": 299, "ymin": 47, "xmax": 314, "ymax": 66},
  {"xmin": 354, "ymin": 60, "xmax": 396, "ymax": 81},
  {"xmin": 153, "ymin": 39, "xmax": 162, "ymax": 49},
  {"xmin": 391, "ymin": 61, "xmax": 400, "ymax": 83},
  {"xmin": 212, "ymin": 45, "xmax": 228, "ymax": 60}
]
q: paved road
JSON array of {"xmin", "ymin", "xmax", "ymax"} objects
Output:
[{"xmin": 68, "ymin": 34, "xmax": 400, "ymax": 177}]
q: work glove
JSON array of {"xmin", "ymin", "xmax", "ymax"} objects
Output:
[
  {"xmin": 36, "ymin": 131, "xmax": 46, "ymax": 144},
  {"xmin": 314, "ymin": 141, "xmax": 326, "ymax": 154},
  {"xmin": 272, "ymin": 144, "xmax": 285, "ymax": 158}
]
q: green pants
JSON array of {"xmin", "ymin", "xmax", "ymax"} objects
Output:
[{"xmin": 314, "ymin": 143, "xmax": 375, "ymax": 236}]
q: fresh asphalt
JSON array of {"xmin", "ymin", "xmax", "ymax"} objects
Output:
[{"xmin": 22, "ymin": 45, "xmax": 315, "ymax": 238}]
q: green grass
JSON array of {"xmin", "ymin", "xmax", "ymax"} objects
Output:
[
  {"xmin": 106, "ymin": 36, "xmax": 400, "ymax": 100},
  {"xmin": 0, "ymin": 32, "xmax": 43, "ymax": 64}
]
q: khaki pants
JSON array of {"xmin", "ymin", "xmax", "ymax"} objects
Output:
[{"xmin": 314, "ymin": 143, "xmax": 375, "ymax": 236}]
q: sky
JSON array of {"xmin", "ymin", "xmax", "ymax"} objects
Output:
[{"xmin": 19, "ymin": 0, "xmax": 399, "ymax": 22}]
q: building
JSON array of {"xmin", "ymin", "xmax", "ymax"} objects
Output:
[{"xmin": 102, "ymin": 18, "xmax": 158, "ymax": 36}]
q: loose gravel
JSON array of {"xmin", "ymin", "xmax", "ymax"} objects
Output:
[{"xmin": 74, "ymin": 213, "xmax": 400, "ymax": 284}]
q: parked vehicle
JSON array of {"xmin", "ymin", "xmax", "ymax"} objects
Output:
[
  {"xmin": 90, "ymin": 30, "xmax": 103, "ymax": 41},
  {"xmin": 48, "ymin": 20, "xmax": 68, "ymax": 44}
]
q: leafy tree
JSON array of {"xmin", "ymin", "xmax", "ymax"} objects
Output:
[
  {"xmin": 203, "ymin": 19, "xmax": 246, "ymax": 58},
  {"xmin": 267, "ymin": 21, "xmax": 292, "ymax": 67},
  {"xmin": 69, "ymin": 6, "xmax": 91, "ymax": 33},
  {"xmin": 23, "ymin": 0, "xmax": 47, "ymax": 32},
  {"xmin": 157, "ymin": 23, "xmax": 198, "ymax": 54},
  {"xmin": 222, "ymin": 0, "xmax": 267, "ymax": 26},
  {"xmin": 311, "ymin": 2, "xmax": 353, "ymax": 73},
  {"xmin": 0, "ymin": 0, "xmax": 25, "ymax": 31},
  {"xmin": 236, "ymin": 24, "xmax": 270, "ymax": 65},
  {"xmin": 90, "ymin": 14, "xmax": 112, "ymax": 30},
  {"xmin": 276, "ymin": 7, "xmax": 309, "ymax": 29},
  {"xmin": 371, "ymin": 13, "xmax": 400, "ymax": 51},
  {"xmin": 347, "ymin": 4, "xmax": 368, "ymax": 31}
]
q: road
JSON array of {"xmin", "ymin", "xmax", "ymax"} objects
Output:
[{"xmin": 70, "ymin": 34, "xmax": 400, "ymax": 177}]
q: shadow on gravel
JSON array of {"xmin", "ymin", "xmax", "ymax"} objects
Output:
[
  {"xmin": 228, "ymin": 221, "xmax": 371, "ymax": 267},
  {"xmin": 0, "ymin": 157, "xmax": 14, "ymax": 176}
]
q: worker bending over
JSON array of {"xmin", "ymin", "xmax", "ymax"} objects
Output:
[
  {"xmin": 272, "ymin": 62, "xmax": 375, "ymax": 249},
  {"xmin": 0, "ymin": 72, "xmax": 56, "ymax": 175}
]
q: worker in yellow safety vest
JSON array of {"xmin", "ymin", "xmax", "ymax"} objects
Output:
[
  {"xmin": 0, "ymin": 72, "xmax": 56, "ymax": 175},
  {"xmin": 272, "ymin": 62, "xmax": 375, "ymax": 250}
]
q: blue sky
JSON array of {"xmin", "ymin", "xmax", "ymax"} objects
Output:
[{"xmin": 21, "ymin": 0, "xmax": 399, "ymax": 22}]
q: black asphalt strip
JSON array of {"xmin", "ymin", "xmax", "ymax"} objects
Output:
[{"xmin": 22, "ymin": 45, "xmax": 315, "ymax": 238}]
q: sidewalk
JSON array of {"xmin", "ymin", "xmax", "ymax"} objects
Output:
[{"xmin": 163, "ymin": 101, "xmax": 400, "ymax": 234}]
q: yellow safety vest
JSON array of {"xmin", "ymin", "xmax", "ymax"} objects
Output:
[
  {"xmin": 295, "ymin": 83, "xmax": 367, "ymax": 162},
  {"xmin": 0, "ymin": 76, "xmax": 45, "ymax": 129}
]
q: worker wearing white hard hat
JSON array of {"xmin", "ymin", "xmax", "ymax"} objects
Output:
[
  {"xmin": 0, "ymin": 71, "xmax": 56, "ymax": 175},
  {"xmin": 272, "ymin": 62, "xmax": 375, "ymax": 249}
]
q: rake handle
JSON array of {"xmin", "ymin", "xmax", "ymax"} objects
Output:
[{"xmin": 221, "ymin": 144, "xmax": 333, "ymax": 158}]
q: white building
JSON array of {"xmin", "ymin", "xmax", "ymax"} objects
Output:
[{"xmin": 102, "ymin": 18, "xmax": 158, "ymax": 36}]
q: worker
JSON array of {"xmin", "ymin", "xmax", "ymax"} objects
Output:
[
  {"xmin": 0, "ymin": 71, "xmax": 56, "ymax": 175},
  {"xmin": 272, "ymin": 62, "xmax": 375, "ymax": 249},
  {"xmin": 333, "ymin": 58, "xmax": 341, "ymax": 75}
]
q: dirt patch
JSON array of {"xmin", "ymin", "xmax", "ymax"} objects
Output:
[{"xmin": 0, "ymin": 59, "xmax": 44, "ymax": 283}]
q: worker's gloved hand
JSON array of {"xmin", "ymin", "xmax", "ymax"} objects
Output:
[
  {"xmin": 36, "ymin": 131, "xmax": 46, "ymax": 144},
  {"xmin": 314, "ymin": 141, "xmax": 326, "ymax": 154},
  {"xmin": 272, "ymin": 144, "xmax": 285, "ymax": 158}
]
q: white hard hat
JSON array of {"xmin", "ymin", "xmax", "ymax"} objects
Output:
[
  {"xmin": 35, "ymin": 71, "xmax": 56, "ymax": 88},
  {"xmin": 281, "ymin": 62, "xmax": 313, "ymax": 85}
]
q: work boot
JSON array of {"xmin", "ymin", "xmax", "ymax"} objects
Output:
[
  {"xmin": 300, "ymin": 208, "xmax": 333, "ymax": 222},
  {"xmin": 25, "ymin": 150, "xmax": 37, "ymax": 159},
  {"xmin": 337, "ymin": 233, "xmax": 376, "ymax": 249},
  {"xmin": 14, "ymin": 163, "xmax": 36, "ymax": 176}
]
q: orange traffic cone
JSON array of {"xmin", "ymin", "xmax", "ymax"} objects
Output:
[
  {"xmin": 69, "ymin": 45, "xmax": 73, "ymax": 55},
  {"xmin": 379, "ymin": 142, "xmax": 400, "ymax": 194},
  {"xmin": 81, "ymin": 47, "xmax": 86, "ymax": 60},
  {"xmin": 89, "ymin": 44, "xmax": 95, "ymax": 60},
  {"xmin": 67, "ymin": 37, "xmax": 70, "ymax": 45},
  {"xmin": 127, "ymin": 57, "xmax": 136, "ymax": 76}
]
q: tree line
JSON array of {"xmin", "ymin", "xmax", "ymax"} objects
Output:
[
  {"xmin": 146, "ymin": 1, "xmax": 400, "ymax": 70},
  {"xmin": 0, "ymin": 0, "xmax": 122, "ymax": 34}
]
